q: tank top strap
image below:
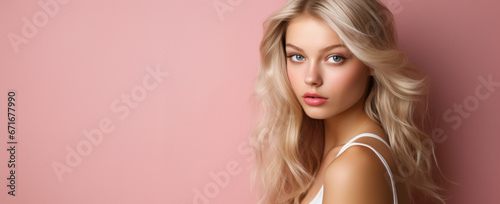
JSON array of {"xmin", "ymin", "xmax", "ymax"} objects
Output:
[
  {"xmin": 335, "ymin": 133, "xmax": 398, "ymax": 204},
  {"xmin": 335, "ymin": 133, "xmax": 391, "ymax": 157}
]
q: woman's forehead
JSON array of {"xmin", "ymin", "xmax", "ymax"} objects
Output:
[{"xmin": 285, "ymin": 15, "xmax": 346, "ymax": 53}]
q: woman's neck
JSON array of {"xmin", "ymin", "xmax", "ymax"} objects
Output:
[{"xmin": 322, "ymin": 98, "xmax": 378, "ymax": 159}]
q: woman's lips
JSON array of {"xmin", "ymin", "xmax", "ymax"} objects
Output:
[{"xmin": 302, "ymin": 92, "xmax": 328, "ymax": 106}]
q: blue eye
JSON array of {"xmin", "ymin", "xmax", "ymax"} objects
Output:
[
  {"xmin": 288, "ymin": 54, "xmax": 305, "ymax": 62},
  {"xmin": 327, "ymin": 55, "xmax": 345, "ymax": 63}
]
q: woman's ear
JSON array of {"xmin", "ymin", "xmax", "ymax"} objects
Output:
[{"xmin": 368, "ymin": 68, "xmax": 374, "ymax": 76}]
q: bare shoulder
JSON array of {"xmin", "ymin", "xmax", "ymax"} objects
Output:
[{"xmin": 323, "ymin": 145, "xmax": 394, "ymax": 204}]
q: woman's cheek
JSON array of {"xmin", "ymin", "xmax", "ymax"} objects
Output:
[
  {"xmin": 343, "ymin": 67, "xmax": 370, "ymax": 102},
  {"xmin": 325, "ymin": 67, "xmax": 365, "ymax": 101},
  {"xmin": 325, "ymin": 69, "xmax": 351, "ymax": 93},
  {"xmin": 287, "ymin": 67, "xmax": 301, "ymax": 95}
]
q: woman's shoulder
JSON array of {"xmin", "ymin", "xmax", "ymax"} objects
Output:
[
  {"xmin": 325, "ymin": 143, "xmax": 389, "ymax": 181},
  {"xmin": 322, "ymin": 140, "xmax": 394, "ymax": 203}
]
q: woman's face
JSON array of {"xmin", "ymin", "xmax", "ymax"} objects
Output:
[{"xmin": 285, "ymin": 14, "xmax": 372, "ymax": 120}]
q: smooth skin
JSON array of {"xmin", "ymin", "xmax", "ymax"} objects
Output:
[{"xmin": 285, "ymin": 14, "xmax": 410, "ymax": 204}]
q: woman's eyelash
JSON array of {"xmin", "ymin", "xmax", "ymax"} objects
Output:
[
  {"xmin": 286, "ymin": 53, "xmax": 349, "ymax": 63},
  {"xmin": 327, "ymin": 55, "xmax": 348, "ymax": 63},
  {"xmin": 286, "ymin": 54, "xmax": 305, "ymax": 62}
]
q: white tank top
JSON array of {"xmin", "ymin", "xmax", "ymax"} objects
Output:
[{"xmin": 308, "ymin": 133, "xmax": 398, "ymax": 204}]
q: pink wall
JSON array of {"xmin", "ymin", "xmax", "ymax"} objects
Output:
[
  {"xmin": 391, "ymin": 0, "xmax": 500, "ymax": 203},
  {"xmin": 0, "ymin": 0, "xmax": 498, "ymax": 203}
]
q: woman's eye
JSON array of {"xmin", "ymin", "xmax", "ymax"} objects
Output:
[
  {"xmin": 327, "ymin": 55, "xmax": 345, "ymax": 63},
  {"xmin": 288, "ymin": 54, "xmax": 305, "ymax": 62}
]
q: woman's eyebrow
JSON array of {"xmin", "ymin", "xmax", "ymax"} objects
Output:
[{"xmin": 285, "ymin": 43, "xmax": 345, "ymax": 53}]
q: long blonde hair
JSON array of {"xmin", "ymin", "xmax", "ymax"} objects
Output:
[{"xmin": 249, "ymin": 0, "xmax": 445, "ymax": 203}]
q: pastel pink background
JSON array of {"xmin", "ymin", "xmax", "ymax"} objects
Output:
[{"xmin": 0, "ymin": 0, "xmax": 498, "ymax": 203}]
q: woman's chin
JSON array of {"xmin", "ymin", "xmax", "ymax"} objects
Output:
[{"xmin": 303, "ymin": 109, "xmax": 331, "ymax": 120}]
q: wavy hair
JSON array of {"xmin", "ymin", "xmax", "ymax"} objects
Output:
[{"xmin": 249, "ymin": 0, "xmax": 445, "ymax": 203}]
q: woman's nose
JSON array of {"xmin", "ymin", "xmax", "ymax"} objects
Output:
[{"xmin": 304, "ymin": 62, "xmax": 323, "ymax": 86}]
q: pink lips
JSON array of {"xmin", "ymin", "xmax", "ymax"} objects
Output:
[{"xmin": 302, "ymin": 92, "xmax": 328, "ymax": 106}]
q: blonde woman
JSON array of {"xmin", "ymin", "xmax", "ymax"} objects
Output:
[{"xmin": 250, "ymin": 0, "xmax": 445, "ymax": 203}]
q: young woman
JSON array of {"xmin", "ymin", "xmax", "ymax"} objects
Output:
[{"xmin": 250, "ymin": 0, "xmax": 445, "ymax": 203}]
